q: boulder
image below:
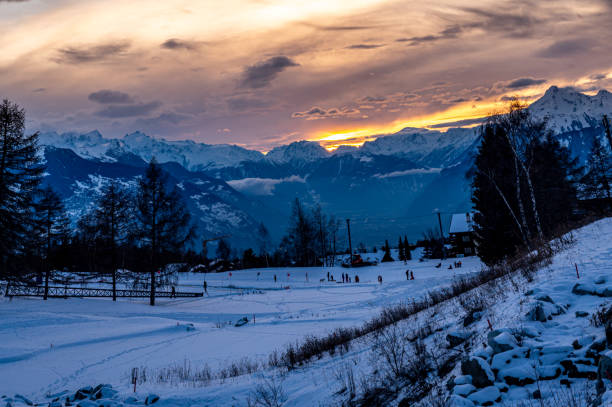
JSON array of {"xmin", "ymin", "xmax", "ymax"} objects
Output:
[
  {"xmin": 76, "ymin": 401, "xmax": 97, "ymax": 407},
  {"xmin": 461, "ymin": 357, "xmax": 495, "ymax": 388},
  {"xmin": 491, "ymin": 347, "xmax": 529, "ymax": 372},
  {"xmin": 536, "ymin": 295, "xmax": 554, "ymax": 303},
  {"xmin": 13, "ymin": 395, "xmax": 32, "ymax": 406},
  {"xmin": 453, "ymin": 384, "xmax": 477, "ymax": 397},
  {"xmin": 447, "ymin": 331, "xmax": 471, "ymax": 347},
  {"xmin": 536, "ymin": 365, "xmax": 561, "ymax": 380},
  {"xmin": 597, "ymin": 351, "xmax": 612, "ymax": 394},
  {"xmin": 561, "ymin": 359, "xmax": 598, "ymax": 379},
  {"xmin": 467, "ymin": 386, "xmax": 501, "ymax": 406},
  {"xmin": 92, "ymin": 385, "xmax": 117, "ymax": 400},
  {"xmin": 488, "ymin": 331, "xmax": 517, "ymax": 354},
  {"xmin": 448, "ymin": 395, "xmax": 475, "ymax": 407},
  {"xmin": 575, "ymin": 311, "xmax": 589, "ymax": 318},
  {"xmin": 572, "ymin": 283, "xmax": 612, "ymax": 297},
  {"xmin": 454, "ymin": 375, "xmax": 473, "ymax": 385},
  {"xmin": 498, "ymin": 361, "xmax": 536, "ymax": 386},
  {"xmin": 606, "ymin": 321, "xmax": 612, "ymax": 349},
  {"xmin": 145, "ymin": 394, "xmax": 159, "ymax": 405}
]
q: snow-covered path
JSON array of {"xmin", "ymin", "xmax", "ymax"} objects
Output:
[{"xmin": 0, "ymin": 255, "xmax": 481, "ymax": 398}]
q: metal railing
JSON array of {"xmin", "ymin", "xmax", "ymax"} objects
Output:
[{"xmin": 5, "ymin": 284, "xmax": 203, "ymax": 298}]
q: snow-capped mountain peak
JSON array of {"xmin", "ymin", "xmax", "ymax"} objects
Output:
[
  {"xmin": 265, "ymin": 140, "xmax": 330, "ymax": 164},
  {"xmin": 528, "ymin": 85, "xmax": 612, "ymax": 133}
]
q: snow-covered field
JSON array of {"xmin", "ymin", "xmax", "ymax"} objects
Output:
[
  {"xmin": 4, "ymin": 218, "xmax": 612, "ymax": 406},
  {"xmin": 0, "ymin": 252, "xmax": 481, "ymax": 400}
]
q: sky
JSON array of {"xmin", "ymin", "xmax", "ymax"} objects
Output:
[{"xmin": 1, "ymin": 0, "xmax": 612, "ymax": 151}]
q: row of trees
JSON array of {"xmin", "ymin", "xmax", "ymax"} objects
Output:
[
  {"xmin": 471, "ymin": 101, "xmax": 611, "ymax": 265},
  {"xmin": 0, "ymin": 99, "xmax": 193, "ymax": 305}
]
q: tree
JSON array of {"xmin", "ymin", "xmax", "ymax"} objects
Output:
[
  {"xmin": 216, "ymin": 239, "xmax": 231, "ymax": 262},
  {"xmin": 286, "ymin": 198, "xmax": 316, "ymax": 266},
  {"xmin": 92, "ymin": 181, "xmax": 133, "ymax": 301},
  {"xmin": 135, "ymin": 160, "xmax": 193, "ymax": 306},
  {"xmin": 0, "ymin": 100, "xmax": 44, "ymax": 278},
  {"xmin": 471, "ymin": 124, "xmax": 525, "ymax": 265},
  {"xmin": 381, "ymin": 240, "xmax": 393, "ymax": 262},
  {"xmin": 256, "ymin": 222, "xmax": 271, "ymax": 267},
  {"xmin": 398, "ymin": 237, "xmax": 405, "ymax": 261},
  {"xmin": 33, "ymin": 187, "xmax": 69, "ymax": 300},
  {"xmin": 404, "ymin": 236, "xmax": 411, "ymax": 260},
  {"xmin": 581, "ymin": 133, "xmax": 611, "ymax": 209}
]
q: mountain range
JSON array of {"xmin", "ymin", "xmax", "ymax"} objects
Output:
[{"xmin": 38, "ymin": 86, "xmax": 612, "ymax": 250}]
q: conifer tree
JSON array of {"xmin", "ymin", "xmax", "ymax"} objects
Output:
[
  {"xmin": 92, "ymin": 181, "xmax": 133, "ymax": 301},
  {"xmin": 581, "ymin": 134, "xmax": 611, "ymax": 209},
  {"xmin": 381, "ymin": 239, "xmax": 393, "ymax": 262},
  {"xmin": 398, "ymin": 237, "xmax": 405, "ymax": 261},
  {"xmin": 0, "ymin": 100, "xmax": 44, "ymax": 278},
  {"xmin": 404, "ymin": 236, "xmax": 411, "ymax": 260},
  {"xmin": 135, "ymin": 160, "xmax": 193, "ymax": 306},
  {"xmin": 34, "ymin": 187, "xmax": 69, "ymax": 300}
]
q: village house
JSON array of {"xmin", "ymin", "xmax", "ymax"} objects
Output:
[{"xmin": 449, "ymin": 212, "xmax": 476, "ymax": 257}]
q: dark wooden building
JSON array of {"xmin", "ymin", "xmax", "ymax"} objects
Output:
[{"xmin": 449, "ymin": 212, "xmax": 476, "ymax": 257}]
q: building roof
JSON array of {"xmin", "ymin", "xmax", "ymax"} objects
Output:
[{"xmin": 449, "ymin": 212, "xmax": 474, "ymax": 234}]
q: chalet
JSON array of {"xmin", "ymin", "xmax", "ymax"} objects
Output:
[{"xmin": 449, "ymin": 212, "xmax": 476, "ymax": 257}]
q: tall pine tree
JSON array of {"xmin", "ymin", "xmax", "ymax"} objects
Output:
[
  {"xmin": 135, "ymin": 160, "xmax": 193, "ymax": 306},
  {"xmin": 404, "ymin": 236, "xmax": 411, "ymax": 260},
  {"xmin": 0, "ymin": 100, "xmax": 44, "ymax": 278},
  {"xmin": 581, "ymin": 134, "xmax": 611, "ymax": 210}
]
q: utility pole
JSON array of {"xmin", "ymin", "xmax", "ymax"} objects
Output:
[
  {"xmin": 436, "ymin": 211, "xmax": 446, "ymax": 260},
  {"xmin": 346, "ymin": 219, "xmax": 353, "ymax": 265},
  {"xmin": 603, "ymin": 115, "xmax": 612, "ymax": 151}
]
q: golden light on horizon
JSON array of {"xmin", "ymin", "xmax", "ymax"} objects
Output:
[{"xmin": 312, "ymin": 83, "xmax": 560, "ymax": 151}]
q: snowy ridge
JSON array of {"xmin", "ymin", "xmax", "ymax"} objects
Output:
[
  {"xmin": 529, "ymin": 86, "xmax": 612, "ymax": 133},
  {"xmin": 265, "ymin": 140, "xmax": 330, "ymax": 164},
  {"xmin": 38, "ymin": 131, "xmax": 265, "ymax": 171}
]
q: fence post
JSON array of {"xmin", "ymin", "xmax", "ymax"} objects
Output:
[
  {"xmin": 131, "ymin": 368, "xmax": 138, "ymax": 392},
  {"xmin": 575, "ymin": 263, "xmax": 580, "ymax": 279}
]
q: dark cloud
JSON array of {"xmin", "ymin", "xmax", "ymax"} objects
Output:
[
  {"xmin": 537, "ymin": 38, "xmax": 595, "ymax": 58},
  {"xmin": 241, "ymin": 56, "xmax": 299, "ymax": 88},
  {"xmin": 135, "ymin": 111, "xmax": 192, "ymax": 126},
  {"xmin": 302, "ymin": 22, "xmax": 375, "ymax": 31},
  {"xmin": 33, "ymin": 88, "xmax": 46, "ymax": 93},
  {"xmin": 292, "ymin": 106, "xmax": 360, "ymax": 120},
  {"xmin": 506, "ymin": 77, "xmax": 547, "ymax": 89},
  {"xmin": 397, "ymin": 25, "xmax": 462, "ymax": 45},
  {"xmin": 161, "ymin": 38, "xmax": 200, "ymax": 51},
  {"xmin": 88, "ymin": 89, "xmax": 134, "ymax": 104},
  {"xmin": 461, "ymin": 7, "xmax": 540, "ymax": 38},
  {"xmin": 345, "ymin": 44, "xmax": 385, "ymax": 49},
  {"xmin": 359, "ymin": 96, "xmax": 387, "ymax": 103},
  {"xmin": 94, "ymin": 101, "xmax": 161, "ymax": 118},
  {"xmin": 54, "ymin": 41, "xmax": 130, "ymax": 64},
  {"xmin": 591, "ymin": 73, "xmax": 608, "ymax": 81},
  {"xmin": 227, "ymin": 97, "xmax": 271, "ymax": 111}
]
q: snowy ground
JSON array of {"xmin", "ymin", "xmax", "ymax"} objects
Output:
[{"xmin": 0, "ymin": 251, "xmax": 482, "ymax": 401}]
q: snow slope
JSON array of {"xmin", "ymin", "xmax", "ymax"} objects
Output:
[{"xmin": 0, "ymin": 253, "xmax": 481, "ymax": 399}]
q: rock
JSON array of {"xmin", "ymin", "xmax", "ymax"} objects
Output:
[
  {"xmin": 572, "ymin": 335, "xmax": 596, "ymax": 350},
  {"xmin": 595, "ymin": 276, "xmax": 607, "ymax": 285},
  {"xmin": 49, "ymin": 402, "xmax": 62, "ymax": 407},
  {"xmin": 536, "ymin": 365, "xmax": 561, "ymax": 380},
  {"xmin": 467, "ymin": 386, "xmax": 501, "ymax": 406},
  {"xmin": 561, "ymin": 359, "xmax": 598, "ymax": 379},
  {"xmin": 491, "ymin": 347, "xmax": 529, "ymax": 372},
  {"xmin": 597, "ymin": 352, "xmax": 612, "ymax": 394},
  {"xmin": 448, "ymin": 331, "xmax": 471, "ymax": 347},
  {"xmin": 76, "ymin": 401, "xmax": 97, "ymax": 407},
  {"xmin": 92, "ymin": 386, "xmax": 117, "ymax": 400},
  {"xmin": 572, "ymin": 283, "xmax": 612, "ymax": 297},
  {"xmin": 448, "ymin": 395, "xmax": 475, "ymax": 407},
  {"xmin": 124, "ymin": 397, "xmax": 138, "ymax": 404},
  {"xmin": 494, "ymin": 382, "xmax": 509, "ymax": 393},
  {"xmin": 454, "ymin": 375, "xmax": 473, "ymax": 385},
  {"xmin": 463, "ymin": 311, "xmax": 483, "ymax": 327},
  {"xmin": 532, "ymin": 389, "xmax": 541, "ymax": 399},
  {"xmin": 606, "ymin": 321, "xmax": 612, "ymax": 349},
  {"xmin": 13, "ymin": 395, "xmax": 33, "ymax": 406},
  {"xmin": 145, "ymin": 394, "xmax": 159, "ymax": 405},
  {"xmin": 575, "ymin": 311, "xmax": 589, "ymax": 318},
  {"xmin": 488, "ymin": 331, "xmax": 517, "ymax": 354},
  {"xmin": 536, "ymin": 295, "xmax": 554, "ymax": 303},
  {"xmin": 461, "ymin": 357, "xmax": 495, "ymax": 388},
  {"xmin": 498, "ymin": 361, "xmax": 536, "ymax": 386},
  {"xmin": 453, "ymin": 384, "xmax": 477, "ymax": 397}
]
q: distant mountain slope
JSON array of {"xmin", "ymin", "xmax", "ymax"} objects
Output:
[
  {"xmin": 37, "ymin": 86, "xmax": 612, "ymax": 246},
  {"xmin": 42, "ymin": 147, "xmax": 267, "ymax": 249}
]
